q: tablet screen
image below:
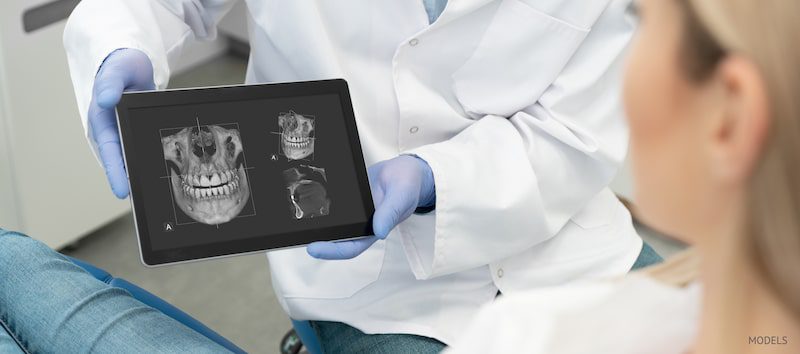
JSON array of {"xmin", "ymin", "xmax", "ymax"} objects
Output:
[{"xmin": 117, "ymin": 81, "xmax": 373, "ymax": 265}]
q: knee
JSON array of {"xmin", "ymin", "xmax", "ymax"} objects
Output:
[
  {"xmin": 0, "ymin": 229, "xmax": 60, "ymax": 273},
  {"xmin": 0, "ymin": 229, "xmax": 33, "ymax": 253}
]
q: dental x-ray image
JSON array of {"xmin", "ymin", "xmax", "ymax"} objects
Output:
[
  {"xmin": 161, "ymin": 124, "xmax": 252, "ymax": 225},
  {"xmin": 119, "ymin": 87, "xmax": 373, "ymax": 259},
  {"xmin": 283, "ymin": 165, "xmax": 331, "ymax": 219},
  {"xmin": 278, "ymin": 110, "xmax": 315, "ymax": 160}
]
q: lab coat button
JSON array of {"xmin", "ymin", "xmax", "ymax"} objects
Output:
[
  {"xmin": 409, "ymin": 126, "xmax": 419, "ymax": 134},
  {"xmin": 497, "ymin": 268, "xmax": 504, "ymax": 278},
  {"xmin": 409, "ymin": 38, "xmax": 420, "ymax": 46}
]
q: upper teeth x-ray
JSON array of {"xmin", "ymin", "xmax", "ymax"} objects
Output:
[
  {"xmin": 278, "ymin": 110, "xmax": 315, "ymax": 160},
  {"xmin": 162, "ymin": 124, "xmax": 251, "ymax": 225},
  {"xmin": 283, "ymin": 165, "xmax": 331, "ymax": 219}
]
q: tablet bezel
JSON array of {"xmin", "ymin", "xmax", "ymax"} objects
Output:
[{"xmin": 116, "ymin": 79, "xmax": 374, "ymax": 266}]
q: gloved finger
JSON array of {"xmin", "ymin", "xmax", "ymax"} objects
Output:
[
  {"xmin": 372, "ymin": 185, "xmax": 416, "ymax": 239},
  {"xmin": 369, "ymin": 182, "xmax": 386, "ymax": 211},
  {"xmin": 95, "ymin": 73, "xmax": 154, "ymax": 108},
  {"xmin": 307, "ymin": 236, "xmax": 379, "ymax": 260},
  {"xmin": 89, "ymin": 63, "xmax": 127, "ymax": 150},
  {"xmin": 93, "ymin": 53, "xmax": 155, "ymax": 109},
  {"xmin": 97, "ymin": 139, "xmax": 129, "ymax": 199},
  {"xmin": 88, "ymin": 97, "xmax": 119, "ymax": 142},
  {"xmin": 88, "ymin": 94, "xmax": 128, "ymax": 199},
  {"xmin": 366, "ymin": 163, "xmax": 386, "ymax": 206},
  {"xmin": 93, "ymin": 76, "xmax": 126, "ymax": 110}
]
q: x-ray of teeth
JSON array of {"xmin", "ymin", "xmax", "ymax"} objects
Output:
[
  {"xmin": 162, "ymin": 124, "xmax": 251, "ymax": 225},
  {"xmin": 283, "ymin": 165, "xmax": 330, "ymax": 219},
  {"xmin": 278, "ymin": 110, "xmax": 315, "ymax": 160}
]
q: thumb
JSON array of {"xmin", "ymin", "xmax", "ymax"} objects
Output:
[
  {"xmin": 372, "ymin": 186, "xmax": 415, "ymax": 238},
  {"xmin": 93, "ymin": 71, "xmax": 126, "ymax": 110},
  {"xmin": 94, "ymin": 50, "xmax": 155, "ymax": 109}
]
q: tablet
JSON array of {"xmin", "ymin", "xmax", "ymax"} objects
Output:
[{"xmin": 116, "ymin": 79, "xmax": 374, "ymax": 266}]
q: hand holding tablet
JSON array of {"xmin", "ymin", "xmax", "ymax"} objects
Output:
[
  {"xmin": 307, "ymin": 155, "xmax": 436, "ymax": 260},
  {"xmin": 116, "ymin": 79, "xmax": 374, "ymax": 266}
]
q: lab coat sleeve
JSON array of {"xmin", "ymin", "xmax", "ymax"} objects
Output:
[
  {"xmin": 63, "ymin": 0, "xmax": 237, "ymax": 159},
  {"xmin": 402, "ymin": 0, "xmax": 635, "ymax": 279}
]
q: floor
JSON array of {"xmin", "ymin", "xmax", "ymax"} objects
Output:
[{"xmin": 63, "ymin": 54, "xmax": 686, "ymax": 354}]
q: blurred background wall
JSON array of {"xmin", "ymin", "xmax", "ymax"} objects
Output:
[{"xmin": 0, "ymin": 0, "xmax": 249, "ymax": 249}]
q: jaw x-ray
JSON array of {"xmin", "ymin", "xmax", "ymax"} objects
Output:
[
  {"xmin": 278, "ymin": 110, "xmax": 315, "ymax": 160},
  {"xmin": 162, "ymin": 124, "xmax": 251, "ymax": 225},
  {"xmin": 283, "ymin": 165, "xmax": 331, "ymax": 219}
]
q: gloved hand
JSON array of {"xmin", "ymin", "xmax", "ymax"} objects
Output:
[
  {"xmin": 307, "ymin": 155, "xmax": 436, "ymax": 260},
  {"xmin": 88, "ymin": 48, "xmax": 155, "ymax": 198}
]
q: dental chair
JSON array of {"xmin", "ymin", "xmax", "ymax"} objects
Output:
[
  {"xmin": 66, "ymin": 256, "xmax": 323, "ymax": 354},
  {"xmin": 289, "ymin": 319, "xmax": 323, "ymax": 354}
]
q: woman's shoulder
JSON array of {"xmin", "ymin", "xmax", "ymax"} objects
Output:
[{"xmin": 446, "ymin": 275, "xmax": 700, "ymax": 354}]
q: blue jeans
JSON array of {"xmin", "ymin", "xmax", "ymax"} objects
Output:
[
  {"xmin": 631, "ymin": 241, "xmax": 663, "ymax": 270},
  {"xmin": 0, "ymin": 230, "xmax": 229, "ymax": 353}
]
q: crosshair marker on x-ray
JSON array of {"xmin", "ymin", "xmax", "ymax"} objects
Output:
[
  {"xmin": 161, "ymin": 123, "xmax": 252, "ymax": 225},
  {"xmin": 277, "ymin": 110, "xmax": 315, "ymax": 161},
  {"xmin": 283, "ymin": 165, "xmax": 331, "ymax": 219}
]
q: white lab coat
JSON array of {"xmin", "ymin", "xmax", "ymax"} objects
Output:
[
  {"xmin": 446, "ymin": 276, "xmax": 701, "ymax": 354},
  {"xmin": 64, "ymin": 0, "xmax": 642, "ymax": 344}
]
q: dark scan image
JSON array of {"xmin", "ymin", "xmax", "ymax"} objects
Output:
[
  {"xmin": 283, "ymin": 165, "xmax": 331, "ymax": 219},
  {"xmin": 162, "ymin": 125, "xmax": 251, "ymax": 225},
  {"xmin": 278, "ymin": 110, "xmax": 315, "ymax": 160}
]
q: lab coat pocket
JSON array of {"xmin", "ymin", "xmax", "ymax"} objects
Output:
[
  {"xmin": 268, "ymin": 240, "xmax": 386, "ymax": 299},
  {"xmin": 451, "ymin": 0, "xmax": 592, "ymax": 119}
]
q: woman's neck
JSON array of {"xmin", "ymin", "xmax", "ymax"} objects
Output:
[{"xmin": 693, "ymin": 211, "xmax": 800, "ymax": 354}]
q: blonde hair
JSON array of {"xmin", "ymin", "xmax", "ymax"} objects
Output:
[
  {"xmin": 643, "ymin": 0, "xmax": 800, "ymax": 313},
  {"xmin": 681, "ymin": 0, "xmax": 800, "ymax": 320},
  {"xmin": 636, "ymin": 4, "xmax": 800, "ymax": 351}
]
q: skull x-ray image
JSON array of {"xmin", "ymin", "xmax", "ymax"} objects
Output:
[
  {"xmin": 278, "ymin": 110, "xmax": 315, "ymax": 160},
  {"xmin": 162, "ymin": 125, "xmax": 251, "ymax": 225},
  {"xmin": 283, "ymin": 165, "xmax": 331, "ymax": 219}
]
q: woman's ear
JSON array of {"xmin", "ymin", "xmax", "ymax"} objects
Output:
[{"xmin": 708, "ymin": 55, "xmax": 771, "ymax": 185}]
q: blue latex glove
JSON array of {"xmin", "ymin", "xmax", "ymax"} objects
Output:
[
  {"xmin": 88, "ymin": 48, "xmax": 155, "ymax": 198},
  {"xmin": 307, "ymin": 155, "xmax": 436, "ymax": 260}
]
